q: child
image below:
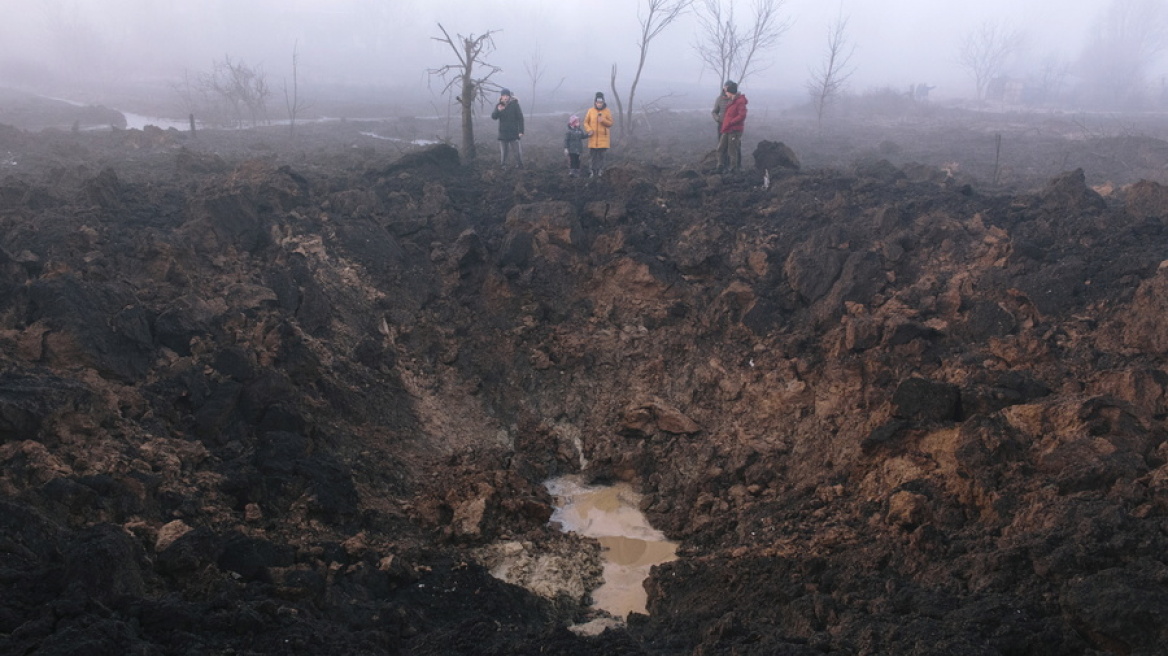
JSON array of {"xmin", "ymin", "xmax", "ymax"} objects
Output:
[{"xmin": 563, "ymin": 114, "xmax": 587, "ymax": 177}]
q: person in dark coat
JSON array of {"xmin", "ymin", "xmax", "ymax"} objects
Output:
[
  {"xmin": 491, "ymin": 88, "xmax": 525, "ymax": 168},
  {"xmin": 711, "ymin": 80, "xmax": 733, "ymax": 142}
]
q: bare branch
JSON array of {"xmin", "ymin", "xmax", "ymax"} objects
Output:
[
  {"xmin": 806, "ymin": 11, "xmax": 855, "ymax": 131},
  {"xmin": 623, "ymin": 0, "xmax": 695, "ymax": 140},
  {"xmin": 194, "ymin": 55, "xmax": 270, "ymax": 128},
  {"xmin": 693, "ymin": 0, "xmax": 736, "ymax": 85},
  {"xmin": 1075, "ymin": 0, "xmax": 1168, "ymax": 106},
  {"xmin": 432, "ymin": 23, "xmax": 469, "ymax": 68},
  {"xmin": 736, "ymin": 0, "xmax": 792, "ymax": 83},
  {"xmin": 694, "ymin": 0, "xmax": 790, "ymax": 91},
  {"xmin": 956, "ymin": 20, "xmax": 1025, "ymax": 102}
]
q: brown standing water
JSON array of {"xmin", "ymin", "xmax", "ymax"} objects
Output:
[{"xmin": 545, "ymin": 476, "xmax": 679, "ymax": 618}]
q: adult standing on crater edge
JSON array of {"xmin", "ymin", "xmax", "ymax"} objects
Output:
[
  {"xmin": 712, "ymin": 80, "xmax": 733, "ymax": 143},
  {"xmin": 491, "ymin": 88, "xmax": 524, "ymax": 169},
  {"xmin": 717, "ymin": 81, "xmax": 747, "ymax": 173},
  {"xmin": 584, "ymin": 91, "xmax": 614, "ymax": 177}
]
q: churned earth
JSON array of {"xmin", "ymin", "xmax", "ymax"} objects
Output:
[{"xmin": 2, "ymin": 89, "xmax": 1168, "ymax": 655}]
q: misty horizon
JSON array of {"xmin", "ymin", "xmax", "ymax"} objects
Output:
[{"xmin": 2, "ymin": 0, "xmax": 1166, "ymax": 119}]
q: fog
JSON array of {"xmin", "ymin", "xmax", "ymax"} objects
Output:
[{"xmin": 1, "ymin": 0, "xmax": 1165, "ymax": 115}]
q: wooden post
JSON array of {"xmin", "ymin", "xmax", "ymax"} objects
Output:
[
  {"xmin": 189, "ymin": 113, "xmax": 196, "ymax": 136},
  {"xmin": 992, "ymin": 133, "xmax": 1002, "ymax": 185}
]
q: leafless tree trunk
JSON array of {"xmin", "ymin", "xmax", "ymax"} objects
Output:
[
  {"xmin": 617, "ymin": 0, "xmax": 694, "ymax": 141},
  {"xmin": 609, "ymin": 64, "xmax": 625, "ymax": 135},
  {"xmin": 283, "ymin": 40, "xmax": 311, "ymax": 137},
  {"xmin": 956, "ymin": 20, "xmax": 1025, "ymax": 103},
  {"xmin": 428, "ymin": 23, "xmax": 501, "ymax": 162},
  {"xmin": 524, "ymin": 48, "xmax": 546, "ymax": 116},
  {"xmin": 806, "ymin": 11, "xmax": 855, "ymax": 132},
  {"xmin": 694, "ymin": 0, "xmax": 790, "ymax": 87}
]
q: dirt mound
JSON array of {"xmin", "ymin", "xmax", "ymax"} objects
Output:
[
  {"xmin": 1, "ymin": 110, "xmax": 1167, "ymax": 654},
  {"xmin": 752, "ymin": 139, "xmax": 800, "ymax": 171}
]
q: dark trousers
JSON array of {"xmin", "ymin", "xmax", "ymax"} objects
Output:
[
  {"xmin": 499, "ymin": 139, "xmax": 523, "ymax": 167},
  {"xmin": 568, "ymin": 153, "xmax": 581, "ymax": 170},
  {"xmin": 589, "ymin": 148, "xmax": 607, "ymax": 173},
  {"xmin": 717, "ymin": 132, "xmax": 742, "ymax": 170}
]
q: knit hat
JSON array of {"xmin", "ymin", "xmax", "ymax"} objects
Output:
[
  {"xmin": 569, "ymin": 114, "xmax": 580, "ymax": 127},
  {"xmin": 595, "ymin": 92, "xmax": 605, "ymax": 101},
  {"xmin": 500, "ymin": 88, "xmax": 512, "ymax": 96},
  {"xmin": 725, "ymin": 81, "xmax": 738, "ymax": 94},
  {"xmin": 724, "ymin": 80, "xmax": 735, "ymax": 89}
]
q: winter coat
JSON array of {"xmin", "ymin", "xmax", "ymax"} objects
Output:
[
  {"xmin": 491, "ymin": 98, "xmax": 524, "ymax": 141},
  {"xmin": 720, "ymin": 93, "xmax": 747, "ymax": 134},
  {"xmin": 584, "ymin": 104, "xmax": 614, "ymax": 149},
  {"xmin": 712, "ymin": 93, "xmax": 732, "ymax": 125},
  {"xmin": 564, "ymin": 125, "xmax": 588, "ymax": 155}
]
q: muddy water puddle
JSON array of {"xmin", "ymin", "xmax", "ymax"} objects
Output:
[{"xmin": 545, "ymin": 476, "xmax": 678, "ymax": 619}]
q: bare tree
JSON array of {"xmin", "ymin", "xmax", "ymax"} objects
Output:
[
  {"xmin": 1076, "ymin": 0, "xmax": 1168, "ymax": 106},
  {"xmin": 175, "ymin": 57, "xmax": 266, "ymax": 129},
  {"xmin": 736, "ymin": 0, "xmax": 790, "ymax": 84},
  {"xmin": 615, "ymin": 0, "xmax": 695, "ymax": 140},
  {"xmin": 956, "ymin": 20, "xmax": 1025, "ymax": 103},
  {"xmin": 806, "ymin": 11, "xmax": 855, "ymax": 131},
  {"xmin": 428, "ymin": 24, "xmax": 502, "ymax": 162},
  {"xmin": 197, "ymin": 56, "xmax": 270, "ymax": 128},
  {"xmin": 693, "ymin": 0, "xmax": 791, "ymax": 87},
  {"xmin": 524, "ymin": 47, "xmax": 547, "ymax": 116},
  {"xmin": 283, "ymin": 40, "xmax": 311, "ymax": 137}
]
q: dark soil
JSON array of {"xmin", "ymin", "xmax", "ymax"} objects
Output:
[{"xmin": 2, "ymin": 90, "xmax": 1168, "ymax": 655}]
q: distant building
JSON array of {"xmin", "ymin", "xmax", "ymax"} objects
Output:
[{"xmin": 986, "ymin": 77, "xmax": 1026, "ymax": 105}]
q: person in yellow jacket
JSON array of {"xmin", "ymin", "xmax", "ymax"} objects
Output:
[{"xmin": 583, "ymin": 92, "xmax": 614, "ymax": 177}]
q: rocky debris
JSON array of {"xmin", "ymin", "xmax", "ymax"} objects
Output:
[
  {"xmin": 1041, "ymin": 167, "xmax": 1107, "ymax": 212},
  {"xmin": 474, "ymin": 535, "xmax": 604, "ymax": 604},
  {"xmin": 374, "ymin": 142, "xmax": 461, "ymax": 177},
  {"xmin": 0, "ymin": 110, "xmax": 1167, "ymax": 655},
  {"xmin": 891, "ymin": 377, "xmax": 961, "ymax": 422},
  {"xmin": 620, "ymin": 398, "xmax": 702, "ymax": 437}
]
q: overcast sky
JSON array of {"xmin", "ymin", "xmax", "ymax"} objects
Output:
[{"xmin": 0, "ymin": 0, "xmax": 1160, "ymax": 110}]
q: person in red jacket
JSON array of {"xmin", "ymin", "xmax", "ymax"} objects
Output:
[{"xmin": 717, "ymin": 81, "xmax": 747, "ymax": 173}]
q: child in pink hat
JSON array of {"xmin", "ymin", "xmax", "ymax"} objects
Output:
[{"xmin": 563, "ymin": 114, "xmax": 587, "ymax": 177}]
